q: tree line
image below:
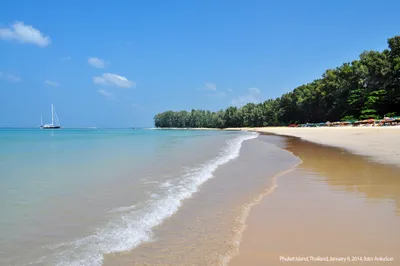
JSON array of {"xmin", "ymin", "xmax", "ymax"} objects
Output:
[{"xmin": 154, "ymin": 36, "xmax": 400, "ymax": 128}]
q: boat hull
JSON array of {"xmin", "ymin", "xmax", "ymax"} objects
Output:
[{"xmin": 41, "ymin": 126, "xmax": 61, "ymax": 129}]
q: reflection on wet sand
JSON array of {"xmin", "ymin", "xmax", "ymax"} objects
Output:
[
  {"xmin": 230, "ymin": 135, "xmax": 400, "ymax": 266},
  {"xmin": 282, "ymin": 136, "xmax": 400, "ymax": 215}
]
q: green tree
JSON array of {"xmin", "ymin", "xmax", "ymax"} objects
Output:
[{"xmin": 154, "ymin": 35, "xmax": 400, "ymax": 128}]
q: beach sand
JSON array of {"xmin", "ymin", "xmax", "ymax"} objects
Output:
[
  {"xmin": 229, "ymin": 135, "xmax": 400, "ymax": 266},
  {"xmin": 102, "ymin": 136, "xmax": 301, "ymax": 266},
  {"xmin": 85, "ymin": 127, "xmax": 399, "ymax": 265},
  {"xmin": 242, "ymin": 126, "xmax": 400, "ymax": 166}
]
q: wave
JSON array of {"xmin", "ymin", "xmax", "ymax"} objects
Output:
[
  {"xmin": 218, "ymin": 154, "xmax": 303, "ymax": 265},
  {"xmin": 159, "ymin": 179, "xmax": 172, "ymax": 188},
  {"xmin": 109, "ymin": 205, "xmax": 137, "ymax": 213},
  {"xmin": 51, "ymin": 132, "xmax": 258, "ymax": 266}
]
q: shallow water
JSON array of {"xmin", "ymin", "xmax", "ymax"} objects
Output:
[
  {"xmin": 0, "ymin": 129, "xmax": 299, "ymax": 265},
  {"xmin": 103, "ymin": 136, "xmax": 300, "ymax": 265}
]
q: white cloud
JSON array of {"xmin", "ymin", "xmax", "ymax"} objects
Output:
[
  {"xmin": 248, "ymin": 87, "xmax": 260, "ymax": 94},
  {"xmin": 98, "ymin": 89, "xmax": 113, "ymax": 97},
  {"xmin": 231, "ymin": 87, "xmax": 261, "ymax": 107},
  {"xmin": 44, "ymin": 80, "xmax": 59, "ymax": 87},
  {"xmin": 61, "ymin": 56, "xmax": 71, "ymax": 61},
  {"xmin": 227, "ymin": 88, "xmax": 234, "ymax": 93},
  {"xmin": 198, "ymin": 82, "xmax": 217, "ymax": 91},
  {"xmin": 0, "ymin": 21, "xmax": 50, "ymax": 47},
  {"xmin": 93, "ymin": 73, "xmax": 135, "ymax": 88},
  {"xmin": 198, "ymin": 82, "xmax": 227, "ymax": 97},
  {"xmin": 204, "ymin": 83, "xmax": 216, "ymax": 90},
  {"xmin": 0, "ymin": 72, "xmax": 21, "ymax": 82},
  {"xmin": 93, "ymin": 76, "xmax": 108, "ymax": 86},
  {"xmin": 88, "ymin": 57, "xmax": 106, "ymax": 68}
]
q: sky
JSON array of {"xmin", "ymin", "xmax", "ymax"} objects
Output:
[{"xmin": 1, "ymin": 0, "xmax": 399, "ymax": 128}]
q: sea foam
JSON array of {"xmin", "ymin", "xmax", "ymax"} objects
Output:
[{"xmin": 53, "ymin": 132, "xmax": 258, "ymax": 266}]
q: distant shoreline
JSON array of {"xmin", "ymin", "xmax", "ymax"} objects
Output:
[{"xmin": 150, "ymin": 127, "xmax": 223, "ymax": 131}]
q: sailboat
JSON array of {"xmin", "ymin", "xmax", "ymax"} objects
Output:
[{"xmin": 40, "ymin": 104, "xmax": 61, "ymax": 129}]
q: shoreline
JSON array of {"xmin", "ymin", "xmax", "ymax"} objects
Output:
[
  {"xmin": 223, "ymin": 161, "xmax": 302, "ymax": 266},
  {"xmin": 227, "ymin": 126, "xmax": 400, "ymax": 167},
  {"xmin": 229, "ymin": 135, "xmax": 400, "ymax": 266},
  {"xmin": 101, "ymin": 134, "xmax": 300, "ymax": 265},
  {"xmin": 153, "ymin": 126, "xmax": 400, "ymax": 166}
]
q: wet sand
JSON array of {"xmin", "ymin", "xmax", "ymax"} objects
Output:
[
  {"xmin": 229, "ymin": 126, "xmax": 400, "ymax": 166},
  {"xmin": 103, "ymin": 136, "xmax": 300, "ymax": 265},
  {"xmin": 230, "ymin": 136, "xmax": 400, "ymax": 266}
]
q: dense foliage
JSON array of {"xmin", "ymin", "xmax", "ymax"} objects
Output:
[{"xmin": 154, "ymin": 36, "xmax": 400, "ymax": 128}]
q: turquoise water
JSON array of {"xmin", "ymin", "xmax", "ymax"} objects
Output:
[{"xmin": 0, "ymin": 128, "xmax": 257, "ymax": 265}]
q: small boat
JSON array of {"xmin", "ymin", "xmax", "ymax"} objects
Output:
[{"xmin": 40, "ymin": 104, "xmax": 61, "ymax": 129}]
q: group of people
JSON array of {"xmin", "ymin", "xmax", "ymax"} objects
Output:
[{"xmin": 291, "ymin": 117, "xmax": 400, "ymax": 128}]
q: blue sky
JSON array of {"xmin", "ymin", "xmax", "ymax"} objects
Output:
[{"xmin": 1, "ymin": 0, "xmax": 399, "ymax": 127}]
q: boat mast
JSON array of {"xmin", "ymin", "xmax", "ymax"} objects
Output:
[{"xmin": 51, "ymin": 104, "xmax": 54, "ymax": 126}]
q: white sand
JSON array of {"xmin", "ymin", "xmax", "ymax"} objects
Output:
[{"xmin": 234, "ymin": 127, "xmax": 400, "ymax": 167}]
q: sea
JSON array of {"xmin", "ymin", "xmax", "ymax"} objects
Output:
[{"xmin": 0, "ymin": 128, "xmax": 300, "ymax": 266}]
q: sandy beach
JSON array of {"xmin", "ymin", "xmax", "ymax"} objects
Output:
[
  {"xmin": 229, "ymin": 130, "xmax": 400, "ymax": 266},
  {"xmin": 225, "ymin": 126, "xmax": 400, "ymax": 166}
]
